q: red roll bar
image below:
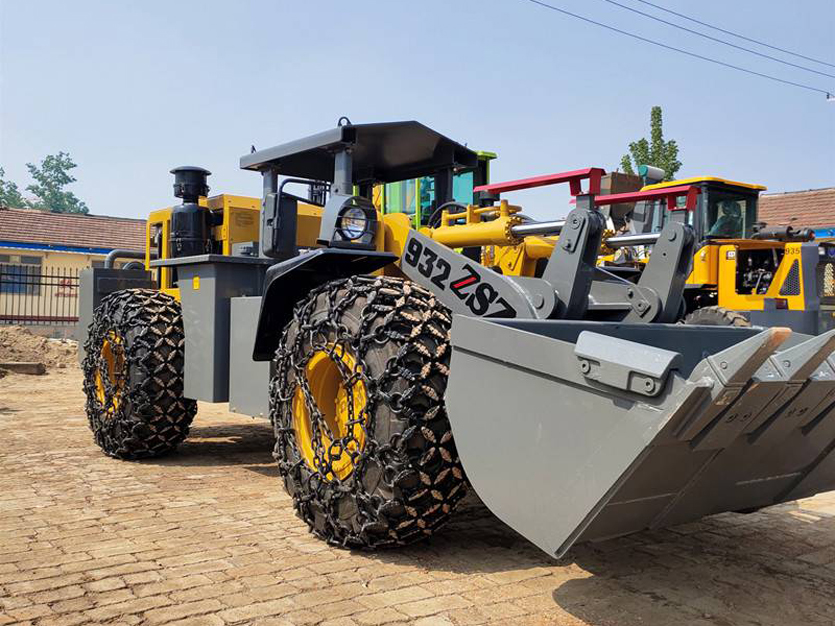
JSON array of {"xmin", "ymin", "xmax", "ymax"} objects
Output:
[
  {"xmin": 594, "ymin": 185, "xmax": 701, "ymax": 211},
  {"xmin": 474, "ymin": 167, "xmax": 605, "ymax": 197}
]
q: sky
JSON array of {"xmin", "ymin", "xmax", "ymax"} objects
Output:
[{"xmin": 1, "ymin": 0, "xmax": 833, "ymax": 221}]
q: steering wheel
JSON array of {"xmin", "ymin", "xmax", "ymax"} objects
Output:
[{"xmin": 426, "ymin": 202, "xmax": 468, "ymax": 228}]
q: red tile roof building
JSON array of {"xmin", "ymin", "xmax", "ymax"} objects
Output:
[
  {"xmin": 0, "ymin": 207, "xmax": 146, "ymax": 253},
  {"xmin": 759, "ymin": 188, "xmax": 835, "ymax": 236}
]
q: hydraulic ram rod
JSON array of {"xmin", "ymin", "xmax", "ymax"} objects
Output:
[
  {"xmin": 605, "ymin": 233, "xmax": 661, "ymax": 248},
  {"xmin": 510, "ymin": 220, "xmax": 565, "ymax": 237},
  {"xmin": 508, "ymin": 221, "xmax": 661, "ymax": 248}
]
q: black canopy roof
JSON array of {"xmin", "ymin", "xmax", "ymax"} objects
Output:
[{"xmin": 240, "ymin": 121, "xmax": 478, "ymax": 184}]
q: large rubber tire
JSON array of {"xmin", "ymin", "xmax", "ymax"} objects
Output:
[
  {"xmin": 82, "ymin": 289, "xmax": 197, "ymax": 459},
  {"xmin": 682, "ymin": 305, "xmax": 750, "ymax": 327},
  {"xmin": 270, "ymin": 275, "xmax": 467, "ymax": 549}
]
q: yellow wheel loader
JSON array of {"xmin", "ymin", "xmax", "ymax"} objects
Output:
[
  {"xmin": 483, "ymin": 168, "xmax": 835, "ymax": 333},
  {"xmin": 619, "ymin": 175, "xmax": 835, "ymax": 333},
  {"xmin": 79, "ymin": 120, "xmax": 835, "ymax": 558}
]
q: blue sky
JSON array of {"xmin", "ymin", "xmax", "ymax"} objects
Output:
[{"xmin": 1, "ymin": 0, "xmax": 833, "ymax": 221}]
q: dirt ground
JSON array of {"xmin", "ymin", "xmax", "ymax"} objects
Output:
[
  {"xmin": 0, "ymin": 327, "xmax": 77, "ymax": 369},
  {"xmin": 1, "ymin": 366, "xmax": 835, "ymax": 626}
]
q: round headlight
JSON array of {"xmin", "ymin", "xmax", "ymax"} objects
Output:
[{"xmin": 339, "ymin": 207, "xmax": 368, "ymax": 240}]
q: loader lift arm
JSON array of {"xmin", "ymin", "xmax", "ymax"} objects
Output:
[{"xmin": 414, "ymin": 168, "xmax": 701, "ymax": 323}]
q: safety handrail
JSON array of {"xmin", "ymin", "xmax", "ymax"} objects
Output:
[{"xmin": 474, "ymin": 167, "xmax": 605, "ymax": 197}]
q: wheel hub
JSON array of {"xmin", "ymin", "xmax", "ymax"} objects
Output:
[
  {"xmin": 94, "ymin": 331, "xmax": 125, "ymax": 417},
  {"xmin": 292, "ymin": 345, "xmax": 367, "ymax": 480}
]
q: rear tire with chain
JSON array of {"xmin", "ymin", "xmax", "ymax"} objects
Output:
[
  {"xmin": 682, "ymin": 305, "xmax": 750, "ymax": 327},
  {"xmin": 82, "ymin": 289, "xmax": 197, "ymax": 459},
  {"xmin": 271, "ymin": 275, "xmax": 467, "ymax": 548}
]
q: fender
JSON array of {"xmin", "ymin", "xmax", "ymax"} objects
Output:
[{"xmin": 252, "ymin": 248, "xmax": 396, "ymax": 361}]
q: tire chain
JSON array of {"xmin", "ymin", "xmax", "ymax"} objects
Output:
[
  {"xmin": 82, "ymin": 289, "xmax": 197, "ymax": 459},
  {"xmin": 270, "ymin": 275, "xmax": 468, "ymax": 548}
]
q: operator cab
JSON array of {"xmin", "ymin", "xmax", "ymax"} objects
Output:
[
  {"xmin": 639, "ymin": 177, "xmax": 765, "ymax": 242},
  {"xmin": 376, "ymin": 151, "xmax": 497, "ymax": 228}
]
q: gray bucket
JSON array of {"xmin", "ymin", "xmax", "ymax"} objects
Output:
[{"xmin": 445, "ymin": 316, "xmax": 835, "ymax": 558}]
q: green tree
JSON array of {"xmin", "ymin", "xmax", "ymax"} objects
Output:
[
  {"xmin": 0, "ymin": 167, "xmax": 26, "ymax": 208},
  {"xmin": 25, "ymin": 152, "xmax": 89, "ymax": 214},
  {"xmin": 620, "ymin": 106, "xmax": 682, "ymax": 181}
]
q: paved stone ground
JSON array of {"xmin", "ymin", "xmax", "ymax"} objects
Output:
[{"xmin": 1, "ymin": 369, "xmax": 835, "ymax": 626}]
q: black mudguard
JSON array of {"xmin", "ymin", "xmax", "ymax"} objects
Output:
[{"xmin": 251, "ymin": 248, "xmax": 397, "ymax": 361}]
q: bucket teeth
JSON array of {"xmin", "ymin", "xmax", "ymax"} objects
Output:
[
  {"xmin": 771, "ymin": 328, "xmax": 835, "ymax": 382},
  {"xmin": 745, "ymin": 330, "xmax": 835, "ymax": 446},
  {"xmin": 672, "ymin": 328, "xmax": 791, "ymax": 444},
  {"xmin": 705, "ymin": 326, "xmax": 791, "ymax": 385}
]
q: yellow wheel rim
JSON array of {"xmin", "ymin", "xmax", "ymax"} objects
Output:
[
  {"xmin": 292, "ymin": 345, "xmax": 367, "ymax": 481},
  {"xmin": 94, "ymin": 331, "xmax": 125, "ymax": 417}
]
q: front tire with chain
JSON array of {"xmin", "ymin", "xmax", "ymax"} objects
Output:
[
  {"xmin": 271, "ymin": 275, "xmax": 467, "ymax": 549},
  {"xmin": 82, "ymin": 289, "xmax": 197, "ymax": 459},
  {"xmin": 682, "ymin": 305, "xmax": 750, "ymax": 327}
]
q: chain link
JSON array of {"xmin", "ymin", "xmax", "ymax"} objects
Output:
[
  {"xmin": 271, "ymin": 275, "xmax": 467, "ymax": 548},
  {"xmin": 82, "ymin": 289, "xmax": 197, "ymax": 458}
]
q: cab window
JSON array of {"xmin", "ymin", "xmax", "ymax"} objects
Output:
[
  {"xmin": 647, "ymin": 187, "xmax": 757, "ymax": 240},
  {"xmin": 382, "ymin": 179, "xmax": 418, "ymax": 217},
  {"xmin": 705, "ymin": 192, "xmax": 756, "ymax": 239},
  {"xmin": 452, "ymin": 172, "xmax": 475, "ymax": 204},
  {"xmin": 382, "ymin": 171, "xmax": 476, "ymax": 225},
  {"xmin": 418, "ymin": 177, "xmax": 434, "ymax": 216},
  {"xmin": 415, "ymin": 172, "xmax": 476, "ymax": 216},
  {"xmin": 649, "ymin": 197, "xmax": 695, "ymax": 232}
]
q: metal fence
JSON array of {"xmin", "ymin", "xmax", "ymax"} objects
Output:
[{"xmin": 0, "ymin": 265, "xmax": 80, "ymax": 325}]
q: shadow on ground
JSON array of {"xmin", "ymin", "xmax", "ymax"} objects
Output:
[
  {"xmin": 363, "ymin": 493, "xmax": 557, "ymax": 576},
  {"xmin": 142, "ymin": 419, "xmax": 835, "ymax": 625},
  {"xmin": 551, "ymin": 506, "xmax": 835, "ymax": 626},
  {"xmin": 149, "ymin": 422, "xmax": 276, "ymax": 474},
  {"xmin": 359, "ymin": 495, "xmax": 835, "ymax": 625}
]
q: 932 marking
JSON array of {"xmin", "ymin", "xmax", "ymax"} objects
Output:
[{"xmin": 402, "ymin": 236, "xmax": 515, "ymax": 318}]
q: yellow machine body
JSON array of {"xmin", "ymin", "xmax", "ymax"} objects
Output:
[
  {"xmin": 641, "ymin": 176, "xmax": 766, "ymax": 193},
  {"xmin": 145, "ymin": 194, "xmax": 323, "ymax": 299},
  {"xmin": 691, "ymin": 240, "xmax": 807, "ymax": 311},
  {"xmin": 418, "ymin": 200, "xmax": 523, "ymax": 247},
  {"xmin": 643, "ymin": 178, "xmax": 812, "ymax": 313}
]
